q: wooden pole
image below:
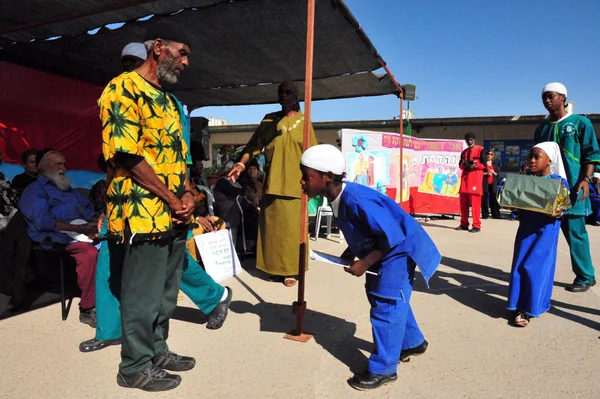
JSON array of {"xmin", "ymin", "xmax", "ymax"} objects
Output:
[
  {"xmin": 378, "ymin": 61, "xmax": 404, "ymax": 203},
  {"xmin": 285, "ymin": 0, "xmax": 315, "ymax": 343}
]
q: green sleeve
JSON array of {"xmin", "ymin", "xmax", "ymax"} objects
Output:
[{"xmin": 580, "ymin": 117, "xmax": 600, "ymax": 164}]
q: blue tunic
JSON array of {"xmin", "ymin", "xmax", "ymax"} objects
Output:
[
  {"xmin": 336, "ymin": 182, "xmax": 441, "ymax": 300},
  {"xmin": 507, "ymin": 174, "xmax": 568, "ymax": 317}
]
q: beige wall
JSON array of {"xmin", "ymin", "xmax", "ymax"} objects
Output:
[{"xmin": 208, "ymin": 120, "xmax": 600, "ymax": 164}]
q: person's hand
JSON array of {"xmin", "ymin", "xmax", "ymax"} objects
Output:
[
  {"xmin": 344, "ymin": 259, "xmax": 371, "ymax": 277},
  {"xmin": 174, "ymin": 192, "xmax": 195, "ymax": 224},
  {"xmin": 228, "ymin": 164, "xmax": 245, "ymax": 183},
  {"xmin": 196, "ymin": 216, "xmax": 216, "ymax": 232},
  {"xmin": 552, "ymin": 209, "xmax": 564, "ymax": 218},
  {"xmin": 576, "ymin": 180, "xmax": 590, "ymax": 202},
  {"xmin": 83, "ymin": 222, "xmax": 100, "ymax": 239},
  {"xmin": 96, "ymin": 213, "xmax": 105, "ymax": 233}
]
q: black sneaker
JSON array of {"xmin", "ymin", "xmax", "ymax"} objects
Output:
[
  {"xmin": 469, "ymin": 228, "xmax": 481, "ymax": 233},
  {"xmin": 79, "ymin": 308, "xmax": 97, "ymax": 328},
  {"xmin": 117, "ymin": 366, "xmax": 181, "ymax": 392},
  {"xmin": 348, "ymin": 371, "xmax": 397, "ymax": 391},
  {"xmin": 152, "ymin": 351, "xmax": 196, "ymax": 372},
  {"xmin": 565, "ymin": 279, "xmax": 596, "ymax": 293},
  {"xmin": 455, "ymin": 226, "xmax": 469, "ymax": 231},
  {"xmin": 399, "ymin": 339, "xmax": 428, "ymax": 362}
]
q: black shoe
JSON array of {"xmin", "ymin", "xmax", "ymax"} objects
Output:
[
  {"xmin": 455, "ymin": 226, "xmax": 469, "ymax": 231},
  {"xmin": 469, "ymin": 228, "xmax": 481, "ymax": 233},
  {"xmin": 79, "ymin": 308, "xmax": 97, "ymax": 328},
  {"xmin": 79, "ymin": 337, "xmax": 121, "ymax": 353},
  {"xmin": 481, "ymin": 216, "xmax": 489, "ymax": 219},
  {"xmin": 152, "ymin": 351, "xmax": 196, "ymax": 372},
  {"xmin": 399, "ymin": 339, "xmax": 428, "ymax": 362},
  {"xmin": 117, "ymin": 366, "xmax": 181, "ymax": 392},
  {"xmin": 565, "ymin": 279, "xmax": 596, "ymax": 293},
  {"xmin": 207, "ymin": 287, "xmax": 232, "ymax": 330},
  {"xmin": 348, "ymin": 371, "xmax": 397, "ymax": 391}
]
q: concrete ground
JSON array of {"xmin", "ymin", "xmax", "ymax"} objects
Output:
[{"xmin": 1, "ymin": 217, "xmax": 599, "ymax": 399}]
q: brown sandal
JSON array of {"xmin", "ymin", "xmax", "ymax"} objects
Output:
[
  {"xmin": 514, "ymin": 312, "xmax": 530, "ymax": 327},
  {"xmin": 284, "ymin": 277, "xmax": 297, "ymax": 287}
]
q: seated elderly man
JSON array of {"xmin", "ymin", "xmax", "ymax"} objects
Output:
[{"xmin": 19, "ymin": 148, "xmax": 98, "ymax": 327}]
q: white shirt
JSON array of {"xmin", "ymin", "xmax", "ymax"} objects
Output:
[{"xmin": 330, "ymin": 183, "xmax": 346, "ymax": 218}]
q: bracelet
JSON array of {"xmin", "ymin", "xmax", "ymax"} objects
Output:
[
  {"xmin": 235, "ymin": 162, "xmax": 246, "ymax": 171},
  {"xmin": 583, "ymin": 176, "xmax": 592, "ymax": 184}
]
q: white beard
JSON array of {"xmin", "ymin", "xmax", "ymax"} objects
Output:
[{"xmin": 45, "ymin": 172, "xmax": 72, "ymax": 192}]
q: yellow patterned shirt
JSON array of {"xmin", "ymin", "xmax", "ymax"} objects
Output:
[{"xmin": 98, "ymin": 72, "xmax": 188, "ymax": 239}]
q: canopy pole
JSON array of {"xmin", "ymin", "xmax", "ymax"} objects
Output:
[
  {"xmin": 285, "ymin": 0, "xmax": 315, "ymax": 343},
  {"xmin": 378, "ymin": 60, "xmax": 404, "ymax": 204}
]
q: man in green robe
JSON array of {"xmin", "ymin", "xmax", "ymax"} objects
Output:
[{"xmin": 534, "ymin": 82, "xmax": 600, "ymax": 292}]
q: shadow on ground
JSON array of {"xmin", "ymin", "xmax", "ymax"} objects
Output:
[{"xmin": 415, "ymin": 256, "xmax": 600, "ymax": 330}]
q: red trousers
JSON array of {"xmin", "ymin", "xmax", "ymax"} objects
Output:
[
  {"xmin": 65, "ymin": 242, "xmax": 97, "ymax": 310},
  {"xmin": 459, "ymin": 193, "xmax": 482, "ymax": 229}
]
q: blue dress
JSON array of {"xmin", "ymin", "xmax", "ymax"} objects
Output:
[
  {"xmin": 507, "ymin": 174, "xmax": 568, "ymax": 317},
  {"xmin": 335, "ymin": 182, "xmax": 441, "ymax": 374}
]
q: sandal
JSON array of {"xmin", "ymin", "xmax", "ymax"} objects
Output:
[
  {"xmin": 207, "ymin": 287, "xmax": 233, "ymax": 330},
  {"xmin": 513, "ymin": 312, "xmax": 530, "ymax": 327},
  {"xmin": 284, "ymin": 277, "xmax": 297, "ymax": 287},
  {"xmin": 79, "ymin": 338, "xmax": 121, "ymax": 353}
]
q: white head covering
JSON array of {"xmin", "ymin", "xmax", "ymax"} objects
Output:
[
  {"xmin": 300, "ymin": 144, "xmax": 346, "ymax": 175},
  {"xmin": 542, "ymin": 82, "xmax": 567, "ymax": 97},
  {"xmin": 532, "ymin": 141, "xmax": 567, "ymax": 179},
  {"xmin": 593, "ymin": 172, "xmax": 600, "ymax": 180},
  {"xmin": 121, "ymin": 42, "xmax": 147, "ymax": 60}
]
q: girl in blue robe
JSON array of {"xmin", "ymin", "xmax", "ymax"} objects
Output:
[
  {"xmin": 507, "ymin": 142, "xmax": 569, "ymax": 327},
  {"xmin": 300, "ymin": 144, "xmax": 441, "ymax": 391}
]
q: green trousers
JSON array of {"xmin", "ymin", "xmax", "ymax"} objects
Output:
[
  {"xmin": 561, "ymin": 215, "xmax": 595, "ymax": 284},
  {"xmin": 110, "ymin": 232, "xmax": 186, "ymax": 376}
]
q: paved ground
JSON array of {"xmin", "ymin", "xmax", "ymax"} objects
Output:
[{"xmin": 1, "ymin": 216, "xmax": 599, "ymax": 399}]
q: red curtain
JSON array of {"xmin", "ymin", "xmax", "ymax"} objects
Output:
[{"xmin": 0, "ymin": 61, "xmax": 103, "ymax": 171}]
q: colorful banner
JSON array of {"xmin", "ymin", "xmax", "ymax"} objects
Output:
[{"xmin": 340, "ymin": 129, "xmax": 466, "ymax": 215}]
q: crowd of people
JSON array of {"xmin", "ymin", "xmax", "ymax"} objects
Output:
[{"xmin": 0, "ymin": 18, "xmax": 599, "ymax": 394}]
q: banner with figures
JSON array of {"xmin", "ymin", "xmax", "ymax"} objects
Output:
[{"xmin": 340, "ymin": 129, "xmax": 466, "ymax": 215}]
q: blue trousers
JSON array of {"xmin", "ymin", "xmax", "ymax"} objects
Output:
[{"xmin": 367, "ymin": 285, "xmax": 425, "ymax": 375}]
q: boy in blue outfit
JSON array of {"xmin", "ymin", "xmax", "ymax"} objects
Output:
[{"xmin": 300, "ymin": 144, "xmax": 441, "ymax": 391}]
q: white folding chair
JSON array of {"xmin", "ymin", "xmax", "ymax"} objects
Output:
[{"xmin": 314, "ymin": 198, "xmax": 344, "ymax": 243}]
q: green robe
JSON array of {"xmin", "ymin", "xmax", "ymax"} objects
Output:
[
  {"xmin": 242, "ymin": 111, "xmax": 317, "ymax": 276},
  {"xmin": 534, "ymin": 113, "xmax": 600, "ymax": 216}
]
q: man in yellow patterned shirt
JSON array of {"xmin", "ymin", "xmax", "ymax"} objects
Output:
[{"xmin": 98, "ymin": 21, "xmax": 195, "ymax": 392}]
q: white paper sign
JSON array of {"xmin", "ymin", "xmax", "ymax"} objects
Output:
[{"xmin": 194, "ymin": 229, "xmax": 243, "ymax": 282}]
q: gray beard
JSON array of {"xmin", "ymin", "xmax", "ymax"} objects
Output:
[
  {"xmin": 45, "ymin": 172, "xmax": 72, "ymax": 191},
  {"xmin": 157, "ymin": 58, "xmax": 179, "ymax": 85}
]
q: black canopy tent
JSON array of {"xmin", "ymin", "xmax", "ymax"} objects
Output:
[
  {"xmin": 0, "ymin": 0, "xmax": 407, "ymax": 340},
  {"xmin": 0, "ymin": 0, "xmax": 399, "ymax": 109}
]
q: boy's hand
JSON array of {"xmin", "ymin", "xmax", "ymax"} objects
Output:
[{"xmin": 344, "ymin": 259, "xmax": 371, "ymax": 277}]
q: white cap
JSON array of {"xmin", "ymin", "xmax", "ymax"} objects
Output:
[
  {"xmin": 300, "ymin": 144, "xmax": 346, "ymax": 175},
  {"xmin": 121, "ymin": 42, "xmax": 147, "ymax": 60},
  {"xmin": 593, "ymin": 172, "xmax": 600, "ymax": 179},
  {"xmin": 542, "ymin": 82, "xmax": 567, "ymax": 97}
]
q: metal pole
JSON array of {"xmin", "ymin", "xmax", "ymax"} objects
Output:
[{"xmin": 285, "ymin": 0, "xmax": 315, "ymax": 343}]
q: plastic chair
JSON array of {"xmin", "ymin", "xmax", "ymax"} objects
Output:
[
  {"xmin": 314, "ymin": 198, "xmax": 344, "ymax": 243},
  {"xmin": 30, "ymin": 244, "xmax": 73, "ymax": 321},
  {"xmin": 235, "ymin": 195, "xmax": 253, "ymax": 255}
]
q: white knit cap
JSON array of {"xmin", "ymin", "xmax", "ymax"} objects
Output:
[
  {"xmin": 593, "ymin": 172, "xmax": 600, "ymax": 179},
  {"xmin": 300, "ymin": 144, "xmax": 346, "ymax": 175},
  {"xmin": 542, "ymin": 82, "xmax": 567, "ymax": 97},
  {"xmin": 533, "ymin": 141, "xmax": 567, "ymax": 179},
  {"xmin": 121, "ymin": 42, "xmax": 147, "ymax": 60}
]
